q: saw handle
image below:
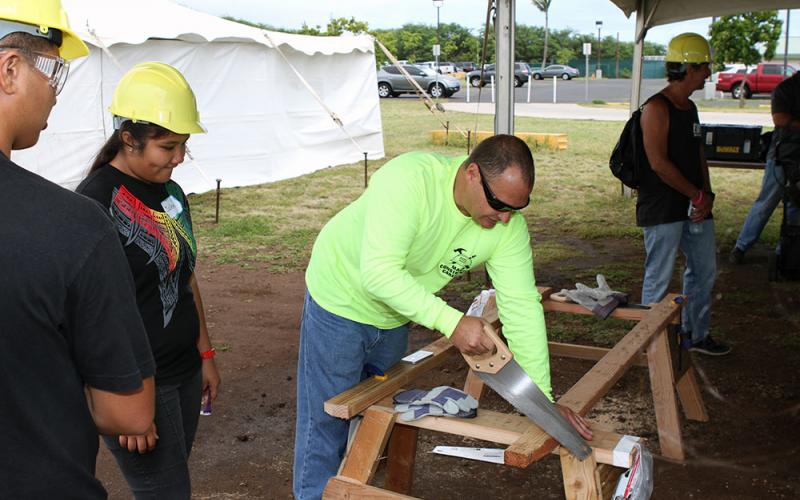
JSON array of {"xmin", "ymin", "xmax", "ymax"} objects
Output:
[{"xmin": 460, "ymin": 323, "xmax": 513, "ymax": 375}]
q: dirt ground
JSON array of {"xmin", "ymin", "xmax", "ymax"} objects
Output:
[{"xmin": 96, "ymin": 238, "xmax": 800, "ymax": 499}]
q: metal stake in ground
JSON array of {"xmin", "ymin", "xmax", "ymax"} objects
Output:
[
  {"xmin": 215, "ymin": 178, "xmax": 221, "ymax": 223},
  {"xmin": 363, "ymin": 152, "xmax": 368, "ymax": 188}
]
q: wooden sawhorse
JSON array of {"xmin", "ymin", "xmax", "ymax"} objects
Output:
[{"xmin": 322, "ymin": 291, "xmax": 708, "ymax": 499}]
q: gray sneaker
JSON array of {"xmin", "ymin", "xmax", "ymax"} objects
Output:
[
  {"xmin": 690, "ymin": 336, "xmax": 731, "ymax": 356},
  {"xmin": 729, "ymin": 247, "xmax": 745, "ymax": 265}
]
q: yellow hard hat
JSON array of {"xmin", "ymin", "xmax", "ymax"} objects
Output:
[
  {"xmin": 110, "ymin": 62, "xmax": 206, "ymax": 135},
  {"xmin": 666, "ymin": 33, "xmax": 711, "ymax": 64},
  {"xmin": 0, "ymin": 0, "xmax": 88, "ymax": 60}
]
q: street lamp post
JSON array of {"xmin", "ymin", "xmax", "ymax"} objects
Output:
[
  {"xmin": 595, "ymin": 20, "xmax": 603, "ymax": 75},
  {"xmin": 433, "ymin": 1, "xmax": 443, "ymax": 73},
  {"xmin": 433, "ymin": 0, "xmax": 443, "ymax": 98}
]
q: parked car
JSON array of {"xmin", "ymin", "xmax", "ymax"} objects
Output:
[
  {"xmin": 716, "ymin": 62, "xmax": 796, "ymax": 99},
  {"xmin": 456, "ymin": 61, "xmax": 476, "ymax": 72},
  {"xmin": 466, "ymin": 62, "xmax": 531, "ymax": 88},
  {"xmin": 415, "ymin": 60, "xmax": 455, "ymax": 74},
  {"xmin": 531, "ymin": 64, "xmax": 580, "ymax": 80},
  {"xmin": 376, "ymin": 65, "xmax": 461, "ymax": 98},
  {"xmin": 710, "ymin": 63, "xmax": 747, "ymax": 83}
]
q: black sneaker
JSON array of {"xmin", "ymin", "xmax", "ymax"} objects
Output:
[
  {"xmin": 690, "ymin": 336, "xmax": 731, "ymax": 356},
  {"xmin": 729, "ymin": 247, "xmax": 745, "ymax": 265}
]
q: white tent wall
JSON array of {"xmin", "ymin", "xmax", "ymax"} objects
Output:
[{"xmin": 12, "ymin": 0, "xmax": 384, "ymax": 194}]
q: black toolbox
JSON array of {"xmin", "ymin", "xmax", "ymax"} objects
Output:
[{"xmin": 700, "ymin": 124, "xmax": 763, "ymax": 161}]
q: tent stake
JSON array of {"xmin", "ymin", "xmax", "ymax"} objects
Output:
[
  {"xmin": 215, "ymin": 179, "xmax": 221, "ymax": 223},
  {"xmin": 363, "ymin": 152, "xmax": 368, "ymax": 188},
  {"xmin": 467, "ymin": 130, "xmax": 471, "ymax": 154},
  {"xmin": 445, "ymin": 121, "xmax": 450, "ymax": 146}
]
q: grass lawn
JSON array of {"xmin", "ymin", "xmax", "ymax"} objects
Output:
[{"xmin": 189, "ymin": 98, "xmax": 776, "ymax": 288}]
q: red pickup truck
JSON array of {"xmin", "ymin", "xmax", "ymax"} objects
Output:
[{"xmin": 716, "ymin": 63, "xmax": 796, "ymax": 99}]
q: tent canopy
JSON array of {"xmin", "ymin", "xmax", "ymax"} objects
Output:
[
  {"xmin": 64, "ymin": 0, "xmax": 374, "ymax": 55},
  {"xmin": 14, "ymin": 0, "xmax": 383, "ymax": 194},
  {"xmin": 609, "ymin": 0, "xmax": 800, "ymax": 30}
]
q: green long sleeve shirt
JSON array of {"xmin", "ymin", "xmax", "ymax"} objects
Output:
[{"xmin": 305, "ymin": 151, "xmax": 551, "ymax": 399}]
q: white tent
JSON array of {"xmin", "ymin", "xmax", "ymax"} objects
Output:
[{"xmin": 13, "ymin": 0, "xmax": 384, "ymax": 194}]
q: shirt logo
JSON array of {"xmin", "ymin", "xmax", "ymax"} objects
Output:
[{"xmin": 439, "ymin": 247, "xmax": 476, "ymax": 278}]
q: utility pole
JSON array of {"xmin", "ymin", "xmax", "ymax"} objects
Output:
[
  {"xmin": 595, "ymin": 20, "xmax": 602, "ymax": 75},
  {"xmin": 433, "ymin": 0, "xmax": 443, "ymax": 98},
  {"xmin": 784, "ymin": 9, "xmax": 791, "ymax": 75}
]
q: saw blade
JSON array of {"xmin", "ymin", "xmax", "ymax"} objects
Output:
[{"xmin": 477, "ymin": 360, "xmax": 591, "ymax": 460}]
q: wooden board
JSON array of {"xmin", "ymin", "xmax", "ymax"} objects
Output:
[
  {"xmin": 324, "ymin": 337, "xmax": 455, "ymax": 419},
  {"xmin": 323, "ymin": 475, "xmax": 416, "ymax": 499},
  {"xmin": 339, "ymin": 407, "xmax": 397, "ymax": 483},
  {"xmin": 372, "ymin": 400, "xmax": 636, "ymax": 468},
  {"xmin": 505, "ymin": 294, "xmax": 682, "ymax": 468},
  {"xmin": 646, "ymin": 329, "xmax": 684, "ymax": 460},
  {"xmin": 385, "ymin": 425, "xmax": 419, "ymax": 494}
]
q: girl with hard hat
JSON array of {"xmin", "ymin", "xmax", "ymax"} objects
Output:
[{"xmin": 77, "ymin": 62, "xmax": 221, "ymax": 498}]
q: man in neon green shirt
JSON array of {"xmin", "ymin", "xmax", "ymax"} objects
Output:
[{"xmin": 293, "ymin": 135, "xmax": 591, "ymax": 499}]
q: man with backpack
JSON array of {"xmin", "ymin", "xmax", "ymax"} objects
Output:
[{"xmin": 638, "ymin": 33, "xmax": 730, "ymax": 356}]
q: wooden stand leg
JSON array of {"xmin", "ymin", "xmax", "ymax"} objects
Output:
[
  {"xmin": 385, "ymin": 425, "xmax": 418, "ymax": 494},
  {"xmin": 339, "ymin": 407, "xmax": 396, "ymax": 484},
  {"xmin": 325, "ymin": 476, "xmax": 416, "ymax": 499},
  {"xmin": 559, "ymin": 448, "xmax": 602, "ymax": 500},
  {"xmin": 676, "ymin": 365, "xmax": 709, "ymax": 422},
  {"xmin": 646, "ymin": 329, "xmax": 685, "ymax": 460},
  {"xmin": 463, "ymin": 369, "xmax": 485, "ymax": 401}
]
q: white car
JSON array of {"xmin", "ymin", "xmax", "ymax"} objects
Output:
[
  {"xmin": 415, "ymin": 61, "xmax": 455, "ymax": 74},
  {"xmin": 711, "ymin": 63, "xmax": 747, "ymax": 83}
]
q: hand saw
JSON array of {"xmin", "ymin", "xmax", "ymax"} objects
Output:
[{"xmin": 461, "ymin": 324, "xmax": 592, "ymax": 460}]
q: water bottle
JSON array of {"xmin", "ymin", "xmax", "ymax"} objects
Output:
[{"xmin": 688, "ymin": 202, "xmax": 703, "ymax": 235}]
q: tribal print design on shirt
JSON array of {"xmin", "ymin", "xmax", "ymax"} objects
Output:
[{"xmin": 111, "ymin": 184, "xmax": 196, "ymax": 326}]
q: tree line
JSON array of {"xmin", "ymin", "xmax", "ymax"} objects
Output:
[
  {"xmin": 224, "ymin": 16, "xmax": 666, "ymax": 67},
  {"xmin": 226, "ymin": 10, "xmax": 785, "ymax": 71}
]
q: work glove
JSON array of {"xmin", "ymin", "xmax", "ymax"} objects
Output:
[
  {"xmin": 393, "ymin": 386, "xmax": 478, "ymax": 421},
  {"xmin": 560, "ymin": 274, "xmax": 628, "ymax": 319}
]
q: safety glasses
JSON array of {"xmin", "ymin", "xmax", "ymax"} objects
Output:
[
  {"xmin": 0, "ymin": 46, "xmax": 69, "ymax": 95},
  {"xmin": 476, "ymin": 163, "xmax": 530, "ymax": 212}
]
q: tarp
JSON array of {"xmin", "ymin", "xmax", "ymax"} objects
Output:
[
  {"xmin": 13, "ymin": 0, "xmax": 384, "ymax": 193},
  {"xmin": 609, "ymin": 0, "xmax": 800, "ymax": 29}
]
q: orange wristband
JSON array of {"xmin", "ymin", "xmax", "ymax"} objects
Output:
[{"xmin": 200, "ymin": 347, "xmax": 216, "ymax": 359}]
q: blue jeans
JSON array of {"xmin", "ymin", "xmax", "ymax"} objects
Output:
[
  {"xmin": 641, "ymin": 219, "xmax": 716, "ymax": 344},
  {"xmin": 735, "ymin": 158, "xmax": 785, "ymax": 252},
  {"xmin": 293, "ymin": 291, "xmax": 409, "ymax": 500},
  {"xmin": 103, "ymin": 369, "xmax": 202, "ymax": 500}
]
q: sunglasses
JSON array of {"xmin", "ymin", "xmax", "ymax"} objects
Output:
[
  {"xmin": 0, "ymin": 46, "xmax": 69, "ymax": 95},
  {"xmin": 476, "ymin": 163, "xmax": 530, "ymax": 212}
]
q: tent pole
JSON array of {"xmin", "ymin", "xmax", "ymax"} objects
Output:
[
  {"xmin": 625, "ymin": 0, "xmax": 648, "ymax": 198},
  {"xmin": 494, "ymin": 0, "xmax": 515, "ymax": 135}
]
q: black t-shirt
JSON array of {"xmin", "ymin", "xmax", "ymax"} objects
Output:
[
  {"xmin": 768, "ymin": 74, "xmax": 800, "ymax": 161},
  {"xmin": 77, "ymin": 165, "xmax": 201, "ymax": 385},
  {"xmin": 636, "ymin": 93, "xmax": 705, "ymax": 227},
  {"xmin": 771, "ymin": 73, "xmax": 800, "ymax": 117},
  {"xmin": 0, "ymin": 154, "xmax": 155, "ymax": 499}
]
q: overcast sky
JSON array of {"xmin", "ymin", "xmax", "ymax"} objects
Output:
[{"xmin": 177, "ymin": 0, "xmax": 799, "ymax": 46}]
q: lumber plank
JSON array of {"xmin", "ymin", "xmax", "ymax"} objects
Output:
[
  {"xmin": 371, "ymin": 401, "xmax": 635, "ymax": 468},
  {"xmin": 675, "ymin": 365, "xmax": 709, "ymax": 422},
  {"xmin": 559, "ymin": 447, "xmax": 602, "ymax": 500},
  {"xmin": 339, "ymin": 407, "xmax": 397, "ymax": 484},
  {"xmin": 543, "ymin": 300, "xmax": 650, "ymax": 321},
  {"xmin": 385, "ymin": 425, "xmax": 419, "ymax": 495},
  {"xmin": 597, "ymin": 463, "xmax": 624, "ymax": 500},
  {"xmin": 646, "ymin": 329, "xmax": 684, "ymax": 460},
  {"xmin": 324, "ymin": 337, "xmax": 455, "ymax": 419},
  {"xmin": 549, "ymin": 342, "xmax": 648, "ymax": 367},
  {"xmin": 462, "ymin": 369, "xmax": 486, "ymax": 400},
  {"xmin": 505, "ymin": 294, "xmax": 682, "ymax": 468},
  {"xmin": 323, "ymin": 475, "xmax": 417, "ymax": 499}
]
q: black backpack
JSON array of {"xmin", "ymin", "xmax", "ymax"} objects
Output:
[
  {"xmin": 773, "ymin": 127, "xmax": 800, "ymax": 206},
  {"xmin": 609, "ymin": 95, "xmax": 662, "ymax": 189}
]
